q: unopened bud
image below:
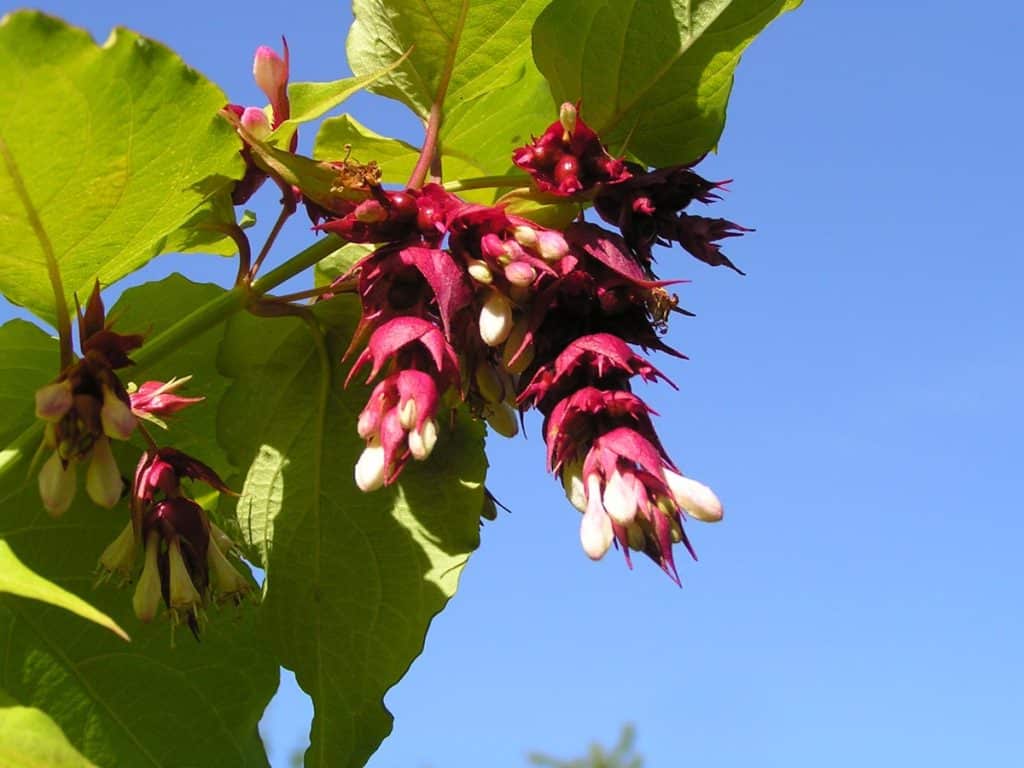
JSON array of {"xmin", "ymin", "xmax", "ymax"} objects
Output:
[
  {"xmin": 240, "ymin": 106, "xmax": 271, "ymax": 140},
  {"xmin": 504, "ymin": 261, "xmax": 536, "ymax": 288},
  {"xmin": 209, "ymin": 523, "xmax": 238, "ymax": 557},
  {"xmin": 85, "ymin": 437, "xmax": 122, "ymax": 509},
  {"xmin": 501, "ymin": 320, "xmax": 534, "ymax": 375},
  {"xmin": 559, "ymin": 102, "xmax": 578, "ymax": 140},
  {"xmin": 354, "ymin": 441, "xmax": 386, "ymax": 492},
  {"xmin": 39, "ymin": 452, "xmax": 76, "ymax": 517},
  {"xmin": 512, "ymin": 225, "xmax": 539, "ymax": 250},
  {"xmin": 479, "ymin": 293, "xmax": 513, "ymax": 347},
  {"xmin": 536, "ymin": 230, "xmax": 569, "ymax": 263},
  {"xmin": 253, "ymin": 45, "xmax": 288, "ymax": 105},
  {"xmin": 468, "ymin": 260, "xmax": 493, "ymax": 285},
  {"xmin": 167, "ymin": 538, "xmax": 202, "ymax": 612},
  {"xmin": 207, "ymin": 539, "xmax": 251, "ymax": 601},
  {"xmin": 100, "ymin": 386, "xmax": 136, "ymax": 441},
  {"xmin": 664, "ymin": 470, "xmax": 724, "ymax": 522},
  {"xmin": 580, "ymin": 476, "xmax": 613, "ymax": 560},
  {"xmin": 484, "ymin": 402, "xmax": 519, "ymax": 438},
  {"xmin": 133, "ymin": 532, "xmax": 162, "ymax": 623},
  {"xmin": 626, "ymin": 523, "xmax": 646, "ymax": 551},
  {"xmin": 398, "ymin": 398, "xmax": 418, "ymax": 430},
  {"xmin": 357, "ymin": 408, "xmax": 380, "ymax": 440},
  {"xmin": 99, "ymin": 522, "xmax": 136, "ymax": 579},
  {"xmin": 35, "ymin": 380, "xmax": 72, "ymax": 422},
  {"xmin": 561, "ymin": 461, "xmax": 587, "ymax": 512},
  {"xmin": 408, "ymin": 419, "xmax": 438, "ymax": 460},
  {"xmin": 474, "ymin": 361, "xmax": 505, "ymax": 404},
  {"xmin": 602, "ymin": 469, "xmax": 638, "ymax": 526},
  {"xmin": 354, "ymin": 199, "xmax": 388, "ymax": 224}
]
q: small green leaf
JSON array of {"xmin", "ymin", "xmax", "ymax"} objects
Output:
[
  {"xmin": 496, "ymin": 187, "xmax": 582, "ymax": 229},
  {"xmin": 0, "ymin": 11, "xmax": 244, "ymax": 324},
  {"xmin": 532, "ymin": 0, "xmax": 802, "ymax": 165},
  {"xmin": 314, "ymin": 114, "xmax": 419, "ymax": 183},
  {"xmin": 0, "ymin": 690, "xmax": 97, "ymax": 768},
  {"xmin": 0, "ymin": 320, "xmax": 56, "ymax": 446},
  {"xmin": 160, "ymin": 192, "xmax": 253, "ymax": 258},
  {"xmin": 0, "ymin": 540, "xmax": 128, "ymax": 641},
  {"xmin": 313, "ymin": 242, "xmax": 375, "ymax": 289},
  {"xmin": 218, "ymin": 299, "xmax": 487, "ymax": 767}
]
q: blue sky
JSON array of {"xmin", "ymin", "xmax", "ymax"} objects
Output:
[{"xmin": 2, "ymin": 1, "xmax": 1023, "ymax": 766}]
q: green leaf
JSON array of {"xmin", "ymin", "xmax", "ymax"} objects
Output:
[
  {"xmin": 160, "ymin": 193, "xmax": 255, "ymax": 258},
  {"xmin": 346, "ymin": 0, "xmax": 552, "ymax": 120},
  {"xmin": 312, "ymin": 242, "xmax": 375, "ymax": 289},
  {"xmin": 0, "ymin": 690, "xmax": 97, "ymax": 768},
  {"xmin": 0, "ymin": 540, "xmax": 128, "ymax": 641},
  {"xmin": 271, "ymin": 60, "xmax": 410, "ymax": 148},
  {"xmin": 314, "ymin": 114, "xmax": 419, "ymax": 183},
  {"xmin": 344, "ymin": 0, "xmax": 557, "ymax": 182},
  {"xmin": 0, "ymin": 320, "xmax": 56, "ymax": 447},
  {"xmin": 532, "ymin": 0, "xmax": 802, "ymax": 166},
  {"xmin": 0, "ymin": 277, "xmax": 277, "ymax": 767},
  {"xmin": 218, "ymin": 299, "xmax": 487, "ymax": 767},
  {"xmin": 0, "ymin": 11, "xmax": 244, "ymax": 324}
]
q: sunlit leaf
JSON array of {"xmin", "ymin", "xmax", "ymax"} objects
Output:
[
  {"xmin": 218, "ymin": 299, "xmax": 486, "ymax": 767},
  {"xmin": 0, "ymin": 11, "xmax": 244, "ymax": 324},
  {"xmin": 532, "ymin": 0, "xmax": 802, "ymax": 165},
  {"xmin": 0, "ymin": 689, "xmax": 97, "ymax": 768}
]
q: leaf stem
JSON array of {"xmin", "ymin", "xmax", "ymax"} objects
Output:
[
  {"xmin": 248, "ymin": 202, "xmax": 294, "ymax": 281},
  {"xmin": 407, "ymin": 102, "xmax": 443, "ymax": 189},
  {"xmin": 0, "ymin": 135, "xmax": 73, "ymax": 369}
]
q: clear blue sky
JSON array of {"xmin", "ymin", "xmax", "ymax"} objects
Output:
[{"xmin": 2, "ymin": 1, "xmax": 1023, "ymax": 766}]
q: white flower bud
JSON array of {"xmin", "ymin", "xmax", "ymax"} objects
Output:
[
  {"xmin": 85, "ymin": 437, "xmax": 122, "ymax": 509},
  {"xmin": 474, "ymin": 361, "xmax": 505, "ymax": 404},
  {"xmin": 536, "ymin": 230, "xmax": 569, "ymax": 263},
  {"xmin": 408, "ymin": 419, "xmax": 438, "ymax": 460},
  {"xmin": 38, "ymin": 452, "xmax": 76, "ymax": 517},
  {"xmin": 602, "ymin": 469, "xmax": 638, "ymax": 526},
  {"xmin": 467, "ymin": 260, "xmax": 493, "ymax": 285},
  {"xmin": 580, "ymin": 476, "xmax": 613, "ymax": 560},
  {"xmin": 35, "ymin": 380, "xmax": 72, "ymax": 422},
  {"xmin": 354, "ymin": 442, "xmax": 386, "ymax": 492},
  {"xmin": 479, "ymin": 293, "xmax": 513, "ymax": 347},
  {"xmin": 512, "ymin": 225, "xmax": 539, "ymax": 250},
  {"xmin": 398, "ymin": 398, "xmax": 418, "ymax": 431},
  {"xmin": 664, "ymin": 469, "xmax": 723, "ymax": 522},
  {"xmin": 501, "ymin": 319, "xmax": 534, "ymax": 375}
]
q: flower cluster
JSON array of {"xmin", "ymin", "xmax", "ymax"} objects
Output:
[{"xmin": 318, "ymin": 103, "xmax": 743, "ymax": 581}]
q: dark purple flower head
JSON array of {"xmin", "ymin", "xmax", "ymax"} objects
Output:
[
  {"xmin": 347, "ymin": 316, "xmax": 460, "ymax": 392},
  {"xmin": 130, "ymin": 377, "xmax": 204, "ymax": 421},
  {"xmin": 316, "ymin": 184, "xmax": 458, "ymax": 246},
  {"xmin": 513, "ymin": 103, "xmax": 631, "ymax": 196}
]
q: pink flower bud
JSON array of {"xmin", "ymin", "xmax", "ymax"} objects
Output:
[
  {"xmin": 354, "ymin": 442, "xmax": 386, "ymax": 492},
  {"xmin": 663, "ymin": 469, "xmax": 723, "ymax": 522},
  {"xmin": 85, "ymin": 437, "xmax": 123, "ymax": 509},
  {"xmin": 133, "ymin": 532, "xmax": 162, "ymax": 623},
  {"xmin": 130, "ymin": 377, "xmax": 204, "ymax": 419},
  {"xmin": 38, "ymin": 452, "xmax": 76, "ymax": 517},
  {"xmin": 35, "ymin": 380, "xmax": 72, "ymax": 422},
  {"xmin": 536, "ymin": 230, "xmax": 569, "ymax": 263},
  {"xmin": 504, "ymin": 261, "xmax": 536, "ymax": 288},
  {"xmin": 354, "ymin": 199, "xmax": 388, "ymax": 224},
  {"xmin": 253, "ymin": 44, "xmax": 288, "ymax": 115},
  {"xmin": 240, "ymin": 106, "xmax": 272, "ymax": 140},
  {"xmin": 100, "ymin": 385, "xmax": 136, "ymax": 441},
  {"xmin": 479, "ymin": 293, "xmax": 513, "ymax": 347}
]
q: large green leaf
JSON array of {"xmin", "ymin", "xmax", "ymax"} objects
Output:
[
  {"xmin": 0, "ymin": 11, "xmax": 244, "ymax": 324},
  {"xmin": 346, "ymin": 0, "xmax": 552, "ymax": 120},
  {"xmin": 344, "ymin": 0, "xmax": 557, "ymax": 181},
  {"xmin": 532, "ymin": 0, "xmax": 801, "ymax": 165},
  {"xmin": 0, "ymin": 320, "xmax": 55, "ymax": 447},
  {"xmin": 218, "ymin": 299, "xmax": 487, "ymax": 767},
  {"xmin": 0, "ymin": 540, "xmax": 128, "ymax": 641},
  {"xmin": 0, "ymin": 690, "xmax": 97, "ymax": 768},
  {"xmin": 0, "ymin": 276, "xmax": 277, "ymax": 767}
]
